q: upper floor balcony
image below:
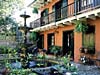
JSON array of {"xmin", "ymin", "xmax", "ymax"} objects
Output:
[{"xmin": 30, "ymin": 0, "xmax": 100, "ymax": 31}]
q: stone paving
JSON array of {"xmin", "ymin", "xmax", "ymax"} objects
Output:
[
  {"xmin": 0, "ymin": 61, "xmax": 100, "ymax": 75},
  {"xmin": 76, "ymin": 63, "xmax": 100, "ymax": 75}
]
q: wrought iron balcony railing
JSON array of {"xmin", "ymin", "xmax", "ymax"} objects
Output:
[{"xmin": 30, "ymin": 0, "xmax": 100, "ymax": 29}]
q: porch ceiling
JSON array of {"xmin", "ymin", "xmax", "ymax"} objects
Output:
[{"xmin": 30, "ymin": 22, "xmax": 56, "ymax": 32}]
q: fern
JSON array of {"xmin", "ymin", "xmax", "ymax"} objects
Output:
[{"xmin": 75, "ymin": 20, "xmax": 88, "ymax": 33}]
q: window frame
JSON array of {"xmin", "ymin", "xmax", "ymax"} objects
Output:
[{"xmin": 82, "ymin": 25, "xmax": 95, "ymax": 48}]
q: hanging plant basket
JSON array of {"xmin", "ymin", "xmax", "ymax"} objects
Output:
[
  {"xmin": 32, "ymin": 7, "xmax": 38, "ymax": 14},
  {"xmin": 74, "ymin": 20, "xmax": 88, "ymax": 33}
]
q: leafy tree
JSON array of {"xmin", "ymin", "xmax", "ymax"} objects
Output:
[
  {"xmin": 0, "ymin": 16, "xmax": 18, "ymax": 34},
  {"xmin": 0, "ymin": 0, "xmax": 24, "ymax": 26},
  {"xmin": 0, "ymin": 0, "xmax": 24, "ymax": 40},
  {"xmin": 0, "ymin": 0, "xmax": 24, "ymax": 17}
]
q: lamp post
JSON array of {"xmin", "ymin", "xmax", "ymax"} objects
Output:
[{"xmin": 20, "ymin": 11, "xmax": 30, "ymax": 44}]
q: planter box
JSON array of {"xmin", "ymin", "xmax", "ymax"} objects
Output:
[{"xmin": 79, "ymin": 47, "xmax": 95, "ymax": 54}]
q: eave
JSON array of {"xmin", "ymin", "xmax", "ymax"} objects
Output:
[{"xmin": 28, "ymin": 0, "xmax": 52, "ymax": 9}]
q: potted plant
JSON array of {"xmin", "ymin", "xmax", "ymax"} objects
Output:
[
  {"xmin": 79, "ymin": 46, "xmax": 89, "ymax": 54},
  {"xmin": 49, "ymin": 45, "xmax": 62, "ymax": 56},
  {"xmin": 84, "ymin": 47, "xmax": 88, "ymax": 54},
  {"xmin": 32, "ymin": 7, "xmax": 38, "ymax": 14},
  {"xmin": 52, "ymin": 55, "xmax": 77, "ymax": 75},
  {"xmin": 79, "ymin": 46, "xmax": 95, "ymax": 54},
  {"xmin": 79, "ymin": 47, "xmax": 85, "ymax": 53},
  {"xmin": 74, "ymin": 20, "xmax": 88, "ymax": 33}
]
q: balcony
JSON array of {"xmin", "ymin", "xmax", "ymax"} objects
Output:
[{"xmin": 30, "ymin": 0, "xmax": 100, "ymax": 31}]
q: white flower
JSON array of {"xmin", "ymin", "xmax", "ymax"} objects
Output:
[
  {"xmin": 65, "ymin": 72, "xmax": 71, "ymax": 75},
  {"xmin": 71, "ymin": 63, "xmax": 74, "ymax": 66}
]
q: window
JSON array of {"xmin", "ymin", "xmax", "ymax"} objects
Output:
[
  {"xmin": 52, "ymin": 5, "xmax": 55, "ymax": 12},
  {"xmin": 61, "ymin": 0, "xmax": 68, "ymax": 19},
  {"xmin": 81, "ymin": 0, "xmax": 93, "ymax": 7},
  {"xmin": 41, "ymin": 8, "xmax": 49, "ymax": 17},
  {"xmin": 83, "ymin": 26, "xmax": 95, "ymax": 47},
  {"xmin": 81, "ymin": 0, "xmax": 86, "ymax": 7},
  {"xmin": 41, "ymin": 8, "xmax": 49, "ymax": 25},
  {"xmin": 82, "ymin": 26, "xmax": 95, "ymax": 54},
  {"xmin": 48, "ymin": 33, "xmax": 55, "ymax": 47},
  {"xmin": 76, "ymin": 0, "xmax": 94, "ymax": 11},
  {"xmin": 88, "ymin": 0, "xmax": 93, "ymax": 5},
  {"xmin": 47, "ymin": 33, "xmax": 55, "ymax": 54},
  {"xmin": 83, "ymin": 32, "xmax": 95, "ymax": 47},
  {"xmin": 53, "ymin": 1, "xmax": 62, "ymax": 21},
  {"xmin": 51, "ymin": 35, "xmax": 54, "ymax": 45},
  {"xmin": 37, "ymin": 35, "xmax": 44, "ymax": 49},
  {"xmin": 62, "ymin": 0, "xmax": 67, "ymax": 7}
]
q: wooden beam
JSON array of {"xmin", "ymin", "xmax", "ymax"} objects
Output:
[
  {"xmin": 86, "ymin": 14, "xmax": 96, "ymax": 20},
  {"xmin": 70, "ymin": 19, "xmax": 77, "ymax": 24},
  {"xmin": 78, "ymin": 17, "xmax": 87, "ymax": 21},
  {"xmin": 57, "ymin": 23, "xmax": 65, "ymax": 27},
  {"xmin": 63, "ymin": 21, "xmax": 72, "ymax": 25},
  {"xmin": 95, "ymin": 12, "xmax": 100, "ymax": 17}
]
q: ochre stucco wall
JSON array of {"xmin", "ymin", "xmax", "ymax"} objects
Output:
[
  {"xmin": 39, "ymin": 0, "xmax": 100, "ymax": 62},
  {"xmin": 74, "ymin": 18, "xmax": 100, "ymax": 62},
  {"xmin": 40, "ymin": 18, "xmax": 100, "ymax": 62},
  {"xmin": 87, "ymin": 18, "xmax": 100, "ymax": 55},
  {"xmin": 41, "ymin": 25, "xmax": 74, "ymax": 50},
  {"xmin": 95, "ymin": 19, "xmax": 100, "ymax": 52},
  {"xmin": 40, "ymin": 0, "xmax": 74, "ymax": 13},
  {"xmin": 40, "ymin": 0, "xmax": 60, "ymax": 13}
]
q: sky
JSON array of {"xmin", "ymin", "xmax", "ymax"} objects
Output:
[
  {"xmin": 13, "ymin": 0, "xmax": 40, "ymax": 27},
  {"xmin": 25, "ymin": 0, "xmax": 33, "ymax": 7}
]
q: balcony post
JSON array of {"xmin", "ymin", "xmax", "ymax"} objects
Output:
[{"xmin": 74, "ymin": 0, "xmax": 77, "ymax": 16}]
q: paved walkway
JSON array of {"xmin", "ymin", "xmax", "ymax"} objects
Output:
[
  {"xmin": 76, "ymin": 63, "xmax": 100, "ymax": 75},
  {"xmin": 0, "ymin": 62, "xmax": 100, "ymax": 75}
]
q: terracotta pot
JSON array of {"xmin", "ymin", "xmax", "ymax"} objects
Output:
[
  {"xmin": 84, "ymin": 48, "xmax": 88, "ymax": 54},
  {"xmin": 79, "ymin": 47, "xmax": 84, "ymax": 53}
]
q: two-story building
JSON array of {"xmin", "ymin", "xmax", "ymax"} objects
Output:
[{"xmin": 29, "ymin": 0, "xmax": 100, "ymax": 62}]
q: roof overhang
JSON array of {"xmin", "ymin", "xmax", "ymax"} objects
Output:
[
  {"xmin": 28, "ymin": 0, "xmax": 44, "ymax": 9},
  {"xmin": 28, "ymin": 0, "xmax": 52, "ymax": 9}
]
